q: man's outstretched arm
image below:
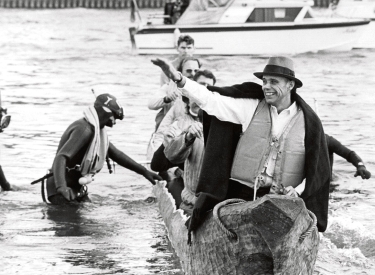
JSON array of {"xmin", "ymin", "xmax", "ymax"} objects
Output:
[
  {"xmin": 326, "ymin": 134, "xmax": 371, "ymax": 179},
  {"xmin": 151, "ymin": 58, "xmax": 259, "ymax": 127},
  {"xmin": 108, "ymin": 142, "xmax": 162, "ymax": 184}
]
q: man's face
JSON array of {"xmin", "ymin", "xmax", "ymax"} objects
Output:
[
  {"xmin": 182, "ymin": 60, "xmax": 200, "ymax": 79},
  {"xmin": 262, "ymin": 75, "xmax": 294, "ymax": 107},
  {"xmin": 177, "ymin": 42, "xmax": 195, "ymax": 56},
  {"xmin": 196, "ymin": 75, "xmax": 214, "ymax": 87},
  {"xmin": 106, "ymin": 115, "xmax": 116, "ymax": 127},
  {"xmin": 103, "ymin": 106, "xmax": 116, "ymax": 128}
]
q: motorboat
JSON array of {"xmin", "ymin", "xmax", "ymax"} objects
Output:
[
  {"xmin": 332, "ymin": 0, "xmax": 375, "ymax": 48},
  {"xmin": 129, "ymin": 0, "xmax": 370, "ymax": 55}
]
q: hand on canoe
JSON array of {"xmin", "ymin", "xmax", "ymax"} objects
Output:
[
  {"xmin": 354, "ymin": 166, "xmax": 371, "ymax": 179},
  {"xmin": 151, "ymin": 58, "xmax": 181, "ymax": 82},
  {"xmin": 143, "ymin": 170, "xmax": 163, "ymax": 185},
  {"xmin": 283, "ymin": 186, "xmax": 299, "ymax": 198}
]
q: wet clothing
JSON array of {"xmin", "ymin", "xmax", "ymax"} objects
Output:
[
  {"xmin": 326, "ymin": 134, "xmax": 364, "ymax": 178},
  {"xmin": 180, "ymin": 81, "xmax": 331, "ymax": 235},
  {"xmin": 47, "ymin": 118, "xmax": 94, "ymax": 199},
  {"xmin": 47, "ymin": 117, "xmax": 149, "ymax": 203},
  {"xmin": 0, "ymin": 165, "xmax": 11, "ymax": 191}
]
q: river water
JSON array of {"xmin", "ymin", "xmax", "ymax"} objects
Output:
[{"xmin": 0, "ymin": 8, "xmax": 374, "ymax": 275}]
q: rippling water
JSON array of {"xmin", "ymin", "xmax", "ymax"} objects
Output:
[{"xmin": 0, "ymin": 8, "xmax": 374, "ymax": 275}]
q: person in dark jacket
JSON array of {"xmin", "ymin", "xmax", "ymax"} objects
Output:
[
  {"xmin": 46, "ymin": 93, "xmax": 162, "ymax": 205},
  {"xmin": 152, "ymin": 56, "xmax": 342, "ymax": 236},
  {"xmin": 0, "ymin": 104, "xmax": 14, "ymax": 192},
  {"xmin": 326, "ymin": 134, "xmax": 370, "ymax": 180}
]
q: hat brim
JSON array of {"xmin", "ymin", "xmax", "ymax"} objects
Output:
[{"xmin": 254, "ymin": 72, "xmax": 303, "ymax": 88}]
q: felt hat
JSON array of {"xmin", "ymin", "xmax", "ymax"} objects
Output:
[
  {"xmin": 254, "ymin": 56, "xmax": 303, "ymax": 88},
  {"xmin": 94, "ymin": 93, "xmax": 124, "ymax": 120}
]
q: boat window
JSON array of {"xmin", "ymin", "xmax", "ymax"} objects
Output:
[
  {"xmin": 304, "ymin": 10, "xmax": 313, "ymax": 19},
  {"xmin": 246, "ymin": 8, "xmax": 302, "ymax": 22},
  {"xmin": 208, "ymin": 0, "xmax": 230, "ymax": 8},
  {"xmin": 176, "ymin": 0, "xmax": 233, "ymax": 25}
]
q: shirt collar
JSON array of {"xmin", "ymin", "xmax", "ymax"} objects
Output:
[{"xmin": 270, "ymin": 102, "xmax": 298, "ymax": 116}]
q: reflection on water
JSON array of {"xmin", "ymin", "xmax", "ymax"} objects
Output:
[{"xmin": 0, "ymin": 7, "xmax": 374, "ymax": 275}]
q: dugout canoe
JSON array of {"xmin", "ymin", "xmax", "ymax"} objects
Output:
[{"xmin": 153, "ymin": 180, "xmax": 319, "ymax": 275}]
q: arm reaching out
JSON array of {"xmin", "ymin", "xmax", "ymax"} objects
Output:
[
  {"xmin": 326, "ymin": 134, "xmax": 371, "ymax": 179},
  {"xmin": 108, "ymin": 142, "xmax": 162, "ymax": 185}
]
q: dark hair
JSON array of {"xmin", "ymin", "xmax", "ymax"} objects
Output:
[
  {"xmin": 177, "ymin": 35, "xmax": 195, "ymax": 46},
  {"xmin": 193, "ymin": 69, "xmax": 216, "ymax": 85},
  {"xmin": 177, "ymin": 57, "xmax": 202, "ymax": 72}
]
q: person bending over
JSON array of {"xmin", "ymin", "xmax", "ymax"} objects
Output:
[{"xmin": 46, "ymin": 93, "xmax": 162, "ymax": 205}]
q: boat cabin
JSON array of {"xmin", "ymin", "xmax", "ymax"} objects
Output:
[
  {"xmin": 334, "ymin": 0, "xmax": 375, "ymax": 19},
  {"xmin": 161, "ymin": 0, "xmax": 317, "ymax": 25}
]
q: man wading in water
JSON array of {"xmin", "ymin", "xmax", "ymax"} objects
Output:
[
  {"xmin": 0, "ymin": 103, "xmax": 14, "ymax": 192},
  {"xmin": 45, "ymin": 93, "xmax": 162, "ymax": 205}
]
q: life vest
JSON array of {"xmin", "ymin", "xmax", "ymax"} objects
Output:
[{"xmin": 230, "ymin": 100, "xmax": 306, "ymax": 189}]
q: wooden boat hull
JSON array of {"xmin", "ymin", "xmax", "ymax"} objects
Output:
[{"xmin": 153, "ymin": 180, "xmax": 319, "ymax": 275}]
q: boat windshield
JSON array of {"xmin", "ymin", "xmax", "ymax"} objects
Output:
[
  {"xmin": 246, "ymin": 8, "xmax": 302, "ymax": 22},
  {"xmin": 176, "ymin": 0, "xmax": 233, "ymax": 25}
]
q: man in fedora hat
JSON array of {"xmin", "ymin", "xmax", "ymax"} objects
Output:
[{"xmin": 152, "ymin": 56, "xmax": 331, "ymax": 236}]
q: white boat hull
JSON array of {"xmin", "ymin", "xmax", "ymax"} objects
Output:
[
  {"xmin": 353, "ymin": 20, "xmax": 375, "ymax": 48},
  {"xmin": 132, "ymin": 20, "xmax": 369, "ymax": 55}
]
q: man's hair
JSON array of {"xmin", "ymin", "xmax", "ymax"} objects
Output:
[
  {"xmin": 193, "ymin": 70, "xmax": 216, "ymax": 85},
  {"xmin": 177, "ymin": 35, "xmax": 195, "ymax": 46},
  {"xmin": 177, "ymin": 57, "xmax": 202, "ymax": 72}
]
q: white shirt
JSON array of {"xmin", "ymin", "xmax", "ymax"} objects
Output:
[
  {"xmin": 266, "ymin": 102, "xmax": 298, "ymax": 176},
  {"xmin": 180, "ymin": 78, "xmax": 306, "ymax": 194}
]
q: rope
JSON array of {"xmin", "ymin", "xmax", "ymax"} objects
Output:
[
  {"xmin": 213, "ymin": 198, "xmax": 317, "ymax": 243},
  {"xmin": 299, "ymin": 210, "xmax": 317, "ymax": 243},
  {"xmin": 213, "ymin": 199, "xmax": 246, "ymax": 240}
]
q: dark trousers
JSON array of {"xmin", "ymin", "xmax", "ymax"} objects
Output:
[{"xmin": 227, "ymin": 179, "xmax": 270, "ymax": 201}]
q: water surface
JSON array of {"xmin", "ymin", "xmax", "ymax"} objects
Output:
[{"xmin": 0, "ymin": 8, "xmax": 375, "ymax": 275}]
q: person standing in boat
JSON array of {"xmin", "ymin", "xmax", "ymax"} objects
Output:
[
  {"xmin": 149, "ymin": 56, "xmax": 201, "ymax": 132},
  {"xmin": 159, "ymin": 35, "xmax": 195, "ymax": 87},
  {"xmin": 147, "ymin": 57, "xmax": 202, "ymax": 176},
  {"xmin": 151, "ymin": 70, "xmax": 216, "ymax": 212},
  {"xmin": 157, "ymin": 70, "xmax": 216, "ymax": 138},
  {"xmin": 45, "ymin": 93, "xmax": 162, "ymax": 205},
  {"xmin": 151, "ymin": 56, "xmax": 332, "ymax": 234}
]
